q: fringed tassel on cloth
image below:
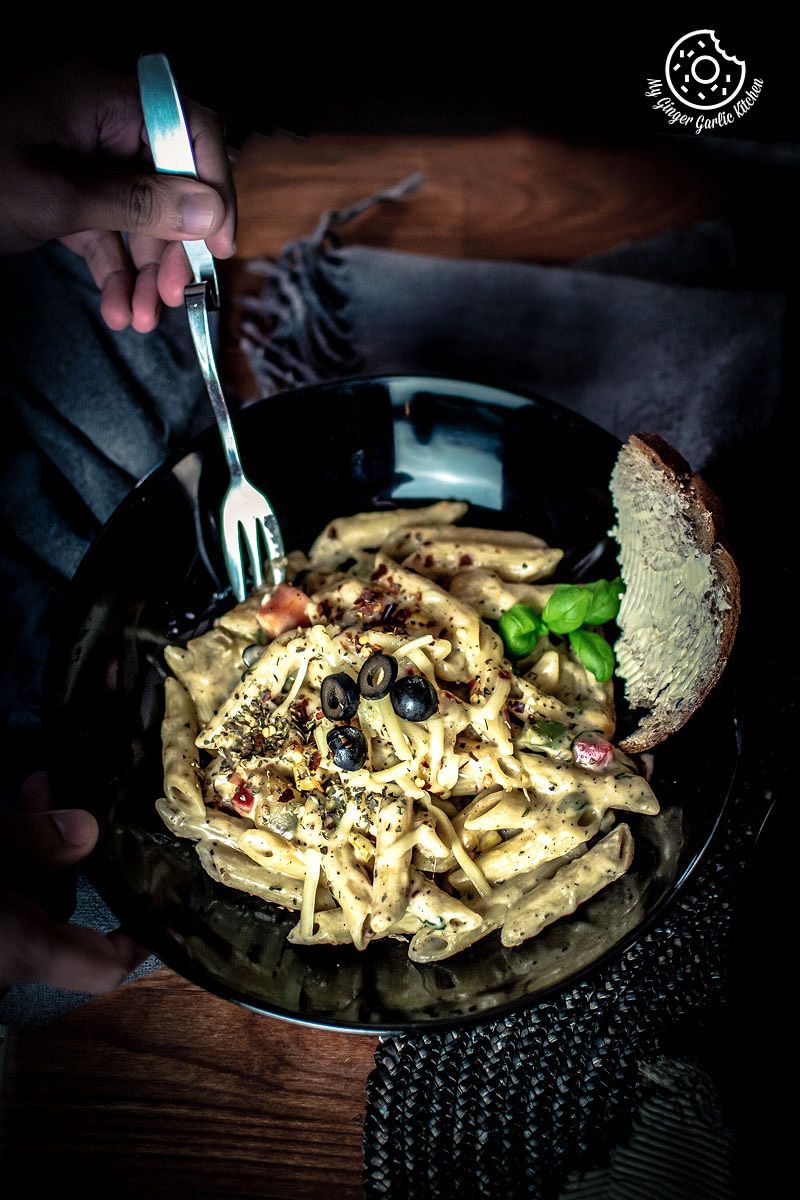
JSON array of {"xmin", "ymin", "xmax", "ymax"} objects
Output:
[
  {"xmin": 559, "ymin": 1059, "xmax": 737, "ymax": 1200},
  {"xmin": 239, "ymin": 172, "xmax": 425, "ymax": 396}
]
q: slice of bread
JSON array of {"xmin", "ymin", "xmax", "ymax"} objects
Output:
[{"xmin": 609, "ymin": 433, "xmax": 740, "ymax": 753}]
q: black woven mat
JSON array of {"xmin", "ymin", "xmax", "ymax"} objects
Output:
[{"xmin": 363, "ymin": 787, "xmax": 758, "ymax": 1199}]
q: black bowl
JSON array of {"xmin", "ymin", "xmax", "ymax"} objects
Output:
[{"xmin": 47, "ymin": 375, "xmax": 737, "ymax": 1032}]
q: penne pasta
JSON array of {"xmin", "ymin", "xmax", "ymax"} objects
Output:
[
  {"xmin": 165, "ymin": 627, "xmax": 251, "ymax": 725},
  {"xmin": 370, "ymin": 797, "xmax": 413, "ymax": 934},
  {"xmin": 161, "ymin": 677, "xmax": 205, "ymax": 819},
  {"xmin": 157, "ymin": 506, "xmax": 659, "ymax": 963},
  {"xmin": 195, "ymin": 841, "xmax": 335, "ymax": 912},
  {"xmin": 501, "ymin": 825, "xmax": 635, "ymax": 947}
]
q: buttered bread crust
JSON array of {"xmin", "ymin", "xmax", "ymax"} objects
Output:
[{"xmin": 611, "ymin": 433, "xmax": 740, "ymax": 753}]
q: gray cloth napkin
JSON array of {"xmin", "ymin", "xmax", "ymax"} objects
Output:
[
  {"xmin": 240, "ymin": 174, "xmax": 785, "ymax": 471},
  {"xmin": 0, "ymin": 242, "xmax": 210, "ymax": 1027}
]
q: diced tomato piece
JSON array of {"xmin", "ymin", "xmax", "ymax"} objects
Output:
[
  {"xmin": 231, "ymin": 782, "xmax": 255, "ymax": 815},
  {"xmin": 573, "ymin": 735, "xmax": 615, "ymax": 771},
  {"xmin": 257, "ymin": 584, "xmax": 316, "ymax": 638}
]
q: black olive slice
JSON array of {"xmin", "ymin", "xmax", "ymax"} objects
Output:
[
  {"xmin": 390, "ymin": 675, "xmax": 439, "ymax": 722},
  {"xmin": 320, "ymin": 673, "xmax": 360, "ymax": 722},
  {"xmin": 326, "ymin": 725, "xmax": 367, "ymax": 771},
  {"xmin": 358, "ymin": 653, "xmax": 398, "ymax": 700}
]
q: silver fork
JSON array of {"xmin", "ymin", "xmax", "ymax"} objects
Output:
[{"xmin": 137, "ymin": 53, "xmax": 285, "ymax": 601}]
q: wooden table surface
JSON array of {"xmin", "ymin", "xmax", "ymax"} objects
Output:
[
  {"xmin": 1, "ymin": 969, "xmax": 375, "ymax": 1198},
  {"xmin": 0, "ymin": 131, "xmax": 720, "ymax": 1199}
]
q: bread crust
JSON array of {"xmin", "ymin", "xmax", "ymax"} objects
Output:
[{"xmin": 614, "ymin": 433, "xmax": 741, "ymax": 753}]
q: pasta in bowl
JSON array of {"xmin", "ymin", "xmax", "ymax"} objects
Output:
[
  {"xmin": 48, "ymin": 376, "xmax": 738, "ymax": 1028},
  {"xmin": 159, "ymin": 500, "xmax": 658, "ymax": 964}
]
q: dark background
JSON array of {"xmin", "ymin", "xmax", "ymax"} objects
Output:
[{"xmin": 18, "ymin": 22, "xmax": 800, "ymax": 142}]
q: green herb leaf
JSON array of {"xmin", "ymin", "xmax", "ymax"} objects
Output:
[
  {"xmin": 556, "ymin": 793, "xmax": 592, "ymax": 816},
  {"xmin": 542, "ymin": 585, "xmax": 592, "ymax": 634},
  {"xmin": 532, "ymin": 719, "xmax": 570, "ymax": 745},
  {"xmin": 568, "ymin": 630, "xmax": 615, "ymax": 682},
  {"xmin": 583, "ymin": 576, "xmax": 625, "ymax": 625},
  {"xmin": 498, "ymin": 604, "xmax": 545, "ymax": 658}
]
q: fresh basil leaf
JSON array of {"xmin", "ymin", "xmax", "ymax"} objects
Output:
[
  {"xmin": 583, "ymin": 576, "xmax": 625, "ymax": 625},
  {"xmin": 568, "ymin": 629, "xmax": 615, "ymax": 682},
  {"xmin": 542, "ymin": 585, "xmax": 592, "ymax": 634},
  {"xmin": 499, "ymin": 604, "xmax": 544, "ymax": 658}
]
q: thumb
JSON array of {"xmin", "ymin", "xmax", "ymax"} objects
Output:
[
  {"xmin": 1, "ymin": 889, "xmax": 148, "ymax": 993},
  {"xmin": 65, "ymin": 168, "xmax": 227, "ymax": 241}
]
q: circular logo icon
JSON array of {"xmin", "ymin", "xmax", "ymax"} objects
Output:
[{"xmin": 665, "ymin": 29, "xmax": 746, "ymax": 111}]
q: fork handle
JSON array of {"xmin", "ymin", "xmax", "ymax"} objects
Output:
[
  {"xmin": 138, "ymin": 55, "xmax": 242, "ymax": 480},
  {"xmin": 137, "ymin": 54, "xmax": 219, "ymax": 310},
  {"xmin": 185, "ymin": 283, "xmax": 243, "ymax": 480}
]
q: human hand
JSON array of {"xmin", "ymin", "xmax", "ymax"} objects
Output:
[
  {"xmin": 0, "ymin": 60, "xmax": 237, "ymax": 333},
  {"xmin": 0, "ymin": 772, "xmax": 148, "ymax": 994}
]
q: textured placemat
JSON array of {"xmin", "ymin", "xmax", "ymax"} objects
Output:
[{"xmin": 362, "ymin": 793, "xmax": 751, "ymax": 1199}]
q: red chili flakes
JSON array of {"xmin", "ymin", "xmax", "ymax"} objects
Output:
[
  {"xmin": 499, "ymin": 668, "xmax": 511, "ymax": 680},
  {"xmin": 424, "ymin": 555, "xmax": 435, "ymax": 568},
  {"xmin": 372, "ymin": 562, "xmax": 388, "ymax": 580},
  {"xmin": 458, "ymin": 554, "xmax": 473, "ymax": 567},
  {"xmin": 354, "ymin": 589, "xmax": 386, "ymax": 624},
  {"xmin": 308, "ymin": 750, "xmax": 322, "ymax": 772},
  {"xmin": 315, "ymin": 708, "xmax": 324, "ymax": 722},
  {"xmin": 278, "ymin": 788, "xmax": 294, "ymax": 804},
  {"xmin": 406, "ymin": 666, "xmax": 415, "ymax": 676}
]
